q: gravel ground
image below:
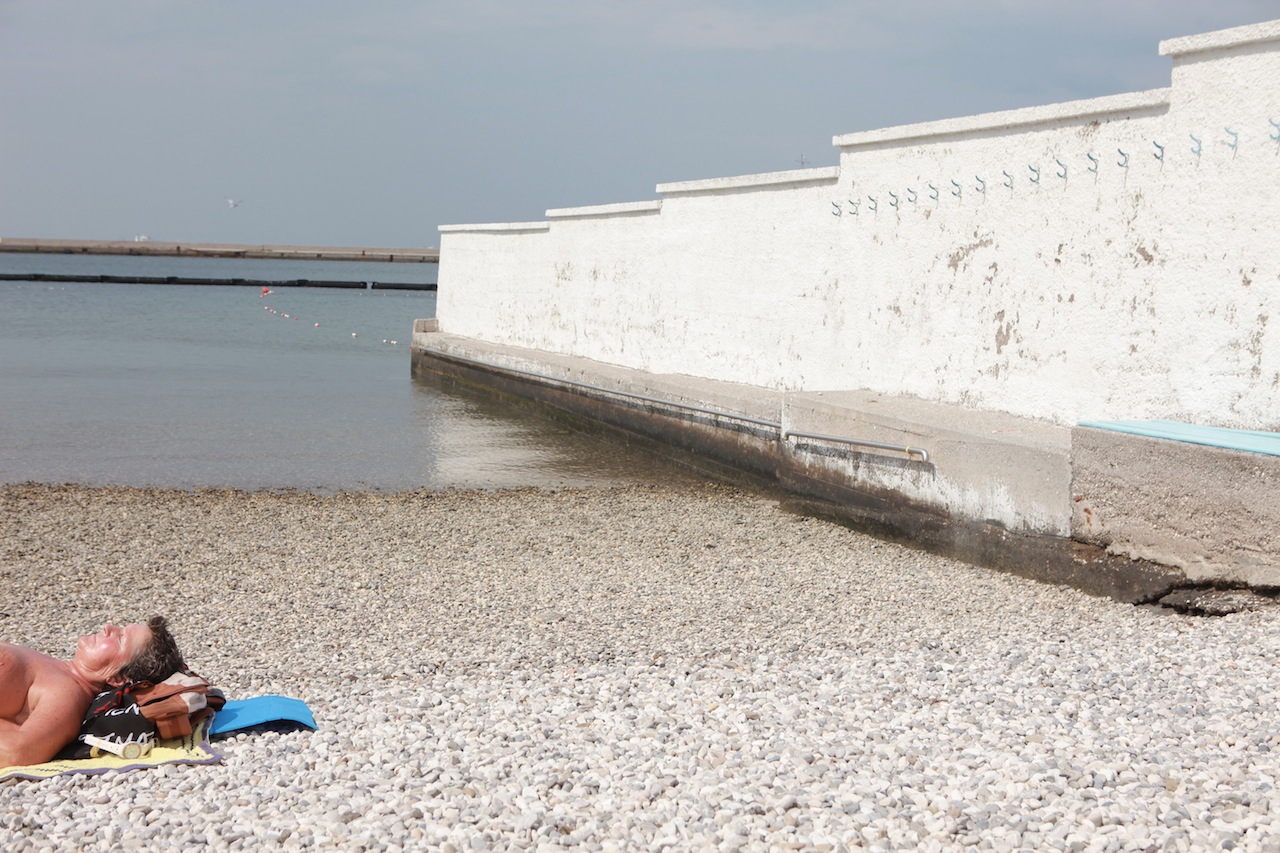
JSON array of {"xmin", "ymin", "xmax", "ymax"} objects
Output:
[{"xmin": 1, "ymin": 482, "xmax": 1279, "ymax": 852}]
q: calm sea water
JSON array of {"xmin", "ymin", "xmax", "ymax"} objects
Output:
[{"xmin": 0, "ymin": 252, "xmax": 703, "ymax": 491}]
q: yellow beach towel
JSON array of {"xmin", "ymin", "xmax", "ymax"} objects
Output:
[{"xmin": 0, "ymin": 715, "xmax": 220, "ymax": 783}]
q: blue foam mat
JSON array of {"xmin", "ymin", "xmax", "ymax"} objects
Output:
[
  {"xmin": 210, "ymin": 696, "xmax": 317, "ymax": 735},
  {"xmin": 1078, "ymin": 419, "xmax": 1280, "ymax": 458}
]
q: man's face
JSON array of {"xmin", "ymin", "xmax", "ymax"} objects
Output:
[{"xmin": 73, "ymin": 623, "xmax": 152, "ymax": 683}]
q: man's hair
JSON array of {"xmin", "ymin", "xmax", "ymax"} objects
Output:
[{"xmin": 116, "ymin": 615, "xmax": 186, "ymax": 684}]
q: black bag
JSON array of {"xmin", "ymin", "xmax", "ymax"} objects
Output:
[{"xmin": 56, "ymin": 685, "xmax": 158, "ymax": 760}]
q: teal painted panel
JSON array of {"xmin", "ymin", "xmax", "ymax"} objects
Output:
[{"xmin": 1078, "ymin": 420, "xmax": 1280, "ymax": 457}]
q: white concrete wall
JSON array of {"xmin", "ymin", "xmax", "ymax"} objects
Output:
[{"xmin": 436, "ymin": 19, "xmax": 1280, "ymax": 431}]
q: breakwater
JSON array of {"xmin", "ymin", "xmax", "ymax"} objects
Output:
[
  {"xmin": 0, "ymin": 272, "xmax": 435, "ymax": 290},
  {"xmin": 0, "ymin": 237, "xmax": 439, "ymax": 263}
]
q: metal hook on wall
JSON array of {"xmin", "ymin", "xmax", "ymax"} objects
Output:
[
  {"xmin": 1117, "ymin": 149, "xmax": 1129, "ymax": 169},
  {"xmin": 1028, "ymin": 165, "xmax": 1040, "ymax": 184},
  {"xmin": 831, "ymin": 201, "xmax": 842, "ymax": 217},
  {"xmin": 950, "ymin": 179, "xmax": 962, "ymax": 198},
  {"xmin": 1086, "ymin": 153, "xmax": 1099, "ymax": 174},
  {"xmin": 1002, "ymin": 170, "xmax": 1013, "ymax": 189},
  {"xmin": 1055, "ymin": 159, "xmax": 1067, "ymax": 180},
  {"xmin": 1190, "ymin": 134, "xmax": 1202, "ymax": 158},
  {"xmin": 1152, "ymin": 141, "xmax": 1164, "ymax": 162},
  {"xmin": 1225, "ymin": 127, "xmax": 1239, "ymax": 155},
  {"xmin": 849, "ymin": 199, "xmax": 860, "ymax": 216},
  {"xmin": 974, "ymin": 175, "xmax": 986, "ymax": 194},
  {"xmin": 928, "ymin": 183, "xmax": 939, "ymax": 201},
  {"xmin": 1269, "ymin": 119, "xmax": 1280, "ymax": 144},
  {"xmin": 907, "ymin": 188, "xmax": 918, "ymax": 204},
  {"xmin": 888, "ymin": 191, "xmax": 899, "ymax": 209},
  {"xmin": 867, "ymin": 196, "xmax": 878, "ymax": 213}
]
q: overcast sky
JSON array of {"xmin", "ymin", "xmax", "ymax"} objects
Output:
[{"xmin": 1, "ymin": 1, "xmax": 1276, "ymax": 247}]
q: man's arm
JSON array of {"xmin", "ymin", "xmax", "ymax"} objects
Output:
[{"xmin": 0, "ymin": 698, "xmax": 84, "ymax": 766}]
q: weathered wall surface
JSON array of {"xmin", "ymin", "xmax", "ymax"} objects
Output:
[
  {"xmin": 824, "ymin": 27, "xmax": 1280, "ymax": 429},
  {"xmin": 437, "ymin": 174, "xmax": 843, "ymax": 385},
  {"xmin": 437, "ymin": 20, "xmax": 1280, "ymax": 432}
]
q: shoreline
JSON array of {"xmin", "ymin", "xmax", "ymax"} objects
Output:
[{"xmin": 3, "ymin": 483, "xmax": 1279, "ymax": 849}]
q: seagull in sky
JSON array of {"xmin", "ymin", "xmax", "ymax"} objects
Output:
[{"xmin": 226, "ymin": 198, "xmax": 242, "ymax": 208}]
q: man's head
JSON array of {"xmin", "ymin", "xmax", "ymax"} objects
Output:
[
  {"xmin": 75, "ymin": 616, "xmax": 185, "ymax": 686},
  {"xmin": 115, "ymin": 615, "xmax": 185, "ymax": 684}
]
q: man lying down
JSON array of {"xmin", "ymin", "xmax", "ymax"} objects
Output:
[{"xmin": 0, "ymin": 616, "xmax": 186, "ymax": 766}]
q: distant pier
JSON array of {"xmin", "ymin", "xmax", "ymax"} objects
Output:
[
  {"xmin": 0, "ymin": 273, "xmax": 435, "ymax": 291},
  {"xmin": 0, "ymin": 237, "xmax": 439, "ymax": 263}
]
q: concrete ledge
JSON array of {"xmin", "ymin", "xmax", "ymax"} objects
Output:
[
  {"xmin": 437, "ymin": 221, "xmax": 551, "ymax": 234},
  {"xmin": 411, "ymin": 332, "xmax": 1183, "ymax": 602},
  {"xmin": 832, "ymin": 88, "xmax": 1170, "ymax": 149},
  {"xmin": 785, "ymin": 390, "xmax": 1071, "ymax": 537},
  {"xmin": 1160, "ymin": 19, "xmax": 1280, "ymax": 57},
  {"xmin": 1072, "ymin": 426, "xmax": 1280, "ymax": 588},
  {"xmin": 412, "ymin": 332, "xmax": 785, "ymax": 482},
  {"xmin": 414, "ymin": 332, "xmax": 783, "ymax": 424},
  {"xmin": 656, "ymin": 167, "xmax": 840, "ymax": 196},
  {"xmin": 546, "ymin": 200, "xmax": 662, "ymax": 219}
]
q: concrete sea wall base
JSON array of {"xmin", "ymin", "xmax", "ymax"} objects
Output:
[
  {"xmin": 413, "ymin": 323, "xmax": 1199, "ymax": 603},
  {"xmin": 1072, "ymin": 428, "xmax": 1280, "ymax": 588}
]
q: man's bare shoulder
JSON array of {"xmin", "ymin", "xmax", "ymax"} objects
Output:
[
  {"xmin": 0, "ymin": 643, "xmax": 36, "ymax": 683},
  {"xmin": 0, "ymin": 645, "xmax": 78, "ymax": 712},
  {"xmin": 0, "ymin": 643, "xmax": 52, "ymax": 678},
  {"xmin": 0, "ymin": 644, "xmax": 39, "ymax": 719},
  {"xmin": 0, "ymin": 642, "xmax": 24, "ymax": 665}
]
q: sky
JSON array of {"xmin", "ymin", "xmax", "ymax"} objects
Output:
[{"xmin": 1, "ymin": 1, "xmax": 1277, "ymax": 248}]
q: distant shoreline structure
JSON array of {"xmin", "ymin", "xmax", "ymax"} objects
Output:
[
  {"xmin": 0, "ymin": 272, "xmax": 436, "ymax": 291},
  {"xmin": 0, "ymin": 236, "xmax": 440, "ymax": 264}
]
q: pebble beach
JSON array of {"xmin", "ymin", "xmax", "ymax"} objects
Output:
[{"xmin": 2, "ymin": 482, "xmax": 1279, "ymax": 852}]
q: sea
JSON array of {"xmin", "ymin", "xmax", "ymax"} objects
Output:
[{"xmin": 0, "ymin": 251, "xmax": 705, "ymax": 492}]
